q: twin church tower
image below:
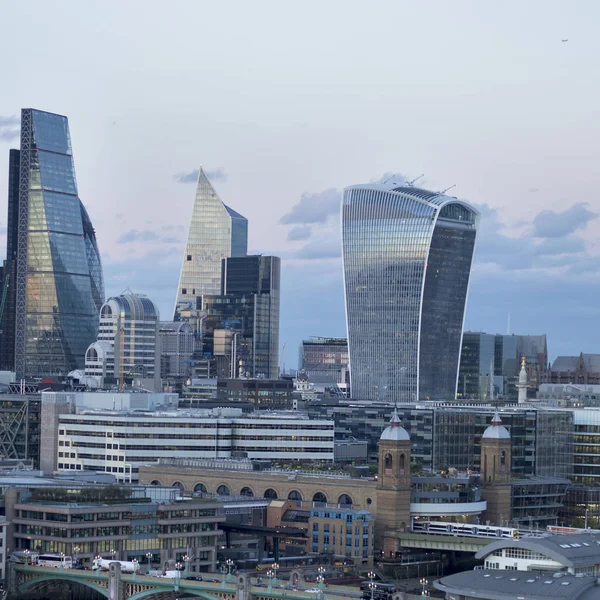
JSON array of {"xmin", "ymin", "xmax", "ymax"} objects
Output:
[{"xmin": 376, "ymin": 407, "xmax": 512, "ymax": 554}]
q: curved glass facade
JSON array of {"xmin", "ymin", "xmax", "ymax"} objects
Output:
[
  {"xmin": 14, "ymin": 109, "xmax": 104, "ymax": 378},
  {"xmin": 342, "ymin": 184, "xmax": 479, "ymax": 402},
  {"xmin": 174, "ymin": 168, "xmax": 247, "ymax": 320}
]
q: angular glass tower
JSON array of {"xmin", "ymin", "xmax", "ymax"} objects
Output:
[
  {"xmin": 342, "ymin": 183, "xmax": 479, "ymax": 402},
  {"xmin": 11, "ymin": 109, "xmax": 104, "ymax": 378},
  {"xmin": 174, "ymin": 167, "xmax": 248, "ymax": 320}
]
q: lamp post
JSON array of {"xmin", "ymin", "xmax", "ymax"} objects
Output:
[
  {"xmin": 420, "ymin": 577, "xmax": 428, "ymax": 597},
  {"xmin": 266, "ymin": 569, "xmax": 273, "ymax": 591},
  {"xmin": 73, "ymin": 546, "xmax": 80, "ymax": 569},
  {"xmin": 220, "ymin": 563, "xmax": 227, "ymax": 589},
  {"xmin": 23, "ymin": 549, "xmax": 30, "ymax": 566},
  {"xmin": 111, "ymin": 549, "xmax": 116, "ymax": 561},
  {"xmin": 272, "ymin": 561, "xmax": 279, "ymax": 586},
  {"xmin": 317, "ymin": 566, "xmax": 326, "ymax": 590},
  {"xmin": 146, "ymin": 552, "xmax": 152, "ymax": 573},
  {"xmin": 132, "ymin": 559, "xmax": 138, "ymax": 581},
  {"xmin": 368, "ymin": 570, "xmax": 376, "ymax": 600},
  {"xmin": 183, "ymin": 554, "xmax": 190, "ymax": 578},
  {"xmin": 175, "ymin": 562, "xmax": 182, "ymax": 591},
  {"xmin": 226, "ymin": 558, "xmax": 234, "ymax": 581},
  {"xmin": 60, "ymin": 552, "xmax": 65, "ymax": 572}
]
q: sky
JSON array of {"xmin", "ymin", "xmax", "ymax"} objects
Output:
[{"xmin": 1, "ymin": 0, "xmax": 600, "ymax": 369}]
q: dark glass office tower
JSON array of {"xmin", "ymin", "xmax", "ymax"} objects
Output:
[
  {"xmin": 8, "ymin": 109, "xmax": 104, "ymax": 378},
  {"xmin": 203, "ymin": 255, "xmax": 280, "ymax": 379},
  {"xmin": 342, "ymin": 184, "xmax": 479, "ymax": 402}
]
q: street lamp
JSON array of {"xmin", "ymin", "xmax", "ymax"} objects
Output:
[
  {"xmin": 60, "ymin": 552, "xmax": 65, "ymax": 571},
  {"xmin": 220, "ymin": 563, "xmax": 228, "ymax": 589},
  {"xmin": 73, "ymin": 546, "xmax": 80, "ymax": 569},
  {"xmin": 226, "ymin": 558, "xmax": 234, "ymax": 581},
  {"xmin": 146, "ymin": 552, "xmax": 153, "ymax": 573},
  {"xmin": 132, "ymin": 559, "xmax": 138, "ymax": 580},
  {"xmin": 23, "ymin": 549, "xmax": 30, "ymax": 566},
  {"xmin": 272, "ymin": 562, "xmax": 279, "ymax": 585},
  {"xmin": 111, "ymin": 549, "xmax": 116, "ymax": 561},
  {"xmin": 317, "ymin": 566, "xmax": 326, "ymax": 590},
  {"xmin": 266, "ymin": 569, "xmax": 274, "ymax": 591},
  {"xmin": 368, "ymin": 571, "xmax": 376, "ymax": 600},
  {"xmin": 183, "ymin": 554, "xmax": 190, "ymax": 577},
  {"xmin": 420, "ymin": 577, "xmax": 428, "ymax": 596}
]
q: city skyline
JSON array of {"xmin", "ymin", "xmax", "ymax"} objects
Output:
[{"xmin": 1, "ymin": 2, "xmax": 599, "ymax": 368}]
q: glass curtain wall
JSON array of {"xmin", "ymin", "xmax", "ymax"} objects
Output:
[
  {"xmin": 15, "ymin": 109, "xmax": 104, "ymax": 378},
  {"xmin": 174, "ymin": 168, "xmax": 247, "ymax": 320},
  {"xmin": 342, "ymin": 184, "xmax": 479, "ymax": 402}
]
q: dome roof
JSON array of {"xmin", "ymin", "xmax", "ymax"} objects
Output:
[
  {"xmin": 380, "ymin": 407, "xmax": 410, "ymax": 442},
  {"xmin": 482, "ymin": 410, "xmax": 510, "ymax": 440}
]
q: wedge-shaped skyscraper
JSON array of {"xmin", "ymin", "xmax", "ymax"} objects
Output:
[
  {"xmin": 174, "ymin": 167, "xmax": 248, "ymax": 320},
  {"xmin": 3, "ymin": 109, "xmax": 104, "ymax": 378},
  {"xmin": 342, "ymin": 183, "xmax": 479, "ymax": 402}
]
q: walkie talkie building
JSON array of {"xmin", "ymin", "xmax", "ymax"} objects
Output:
[
  {"xmin": 5, "ymin": 109, "xmax": 104, "ymax": 379},
  {"xmin": 342, "ymin": 183, "xmax": 479, "ymax": 402}
]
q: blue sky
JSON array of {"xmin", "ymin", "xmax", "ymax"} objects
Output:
[{"xmin": 1, "ymin": 1, "xmax": 600, "ymax": 368}]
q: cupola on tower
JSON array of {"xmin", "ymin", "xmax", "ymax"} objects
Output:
[
  {"xmin": 480, "ymin": 410, "xmax": 512, "ymax": 527},
  {"xmin": 376, "ymin": 407, "xmax": 412, "ymax": 555}
]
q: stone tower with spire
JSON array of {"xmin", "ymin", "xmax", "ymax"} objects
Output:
[
  {"xmin": 375, "ymin": 407, "xmax": 412, "ymax": 556},
  {"xmin": 480, "ymin": 410, "xmax": 512, "ymax": 527},
  {"xmin": 517, "ymin": 356, "xmax": 528, "ymax": 404}
]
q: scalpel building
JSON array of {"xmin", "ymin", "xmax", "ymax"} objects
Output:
[
  {"xmin": 2, "ymin": 109, "xmax": 104, "ymax": 378},
  {"xmin": 342, "ymin": 183, "xmax": 479, "ymax": 402}
]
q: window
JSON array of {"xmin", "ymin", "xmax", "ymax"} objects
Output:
[
  {"xmin": 181, "ymin": 288, "xmax": 187, "ymax": 295},
  {"xmin": 187, "ymin": 255, "xmax": 192, "ymax": 261}
]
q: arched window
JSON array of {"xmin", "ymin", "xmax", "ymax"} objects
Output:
[
  {"xmin": 150, "ymin": 480, "xmax": 161, "ymax": 486},
  {"xmin": 264, "ymin": 488, "xmax": 278, "ymax": 500},
  {"xmin": 312, "ymin": 492, "xmax": 327, "ymax": 504},
  {"xmin": 193, "ymin": 483, "xmax": 207, "ymax": 494},
  {"xmin": 217, "ymin": 485, "xmax": 231, "ymax": 496},
  {"xmin": 399, "ymin": 453, "xmax": 406, "ymax": 474},
  {"xmin": 500, "ymin": 450, "xmax": 506, "ymax": 466},
  {"xmin": 240, "ymin": 487, "xmax": 254, "ymax": 497},
  {"xmin": 288, "ymin": 490, "xmax": 303, "ymax": 502},
  {"xmin": 172, "ymin": 481, "xmax": 184, "ymax": 490},
  {"xmin": 338, "ymin": 494, "xmax": 353, "ymax": 507},
  {"xmin": 384, "ymin": 453, "xmax": 393, "ymax": 474}
]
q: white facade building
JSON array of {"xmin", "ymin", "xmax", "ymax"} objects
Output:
[
  {"xmin": 478, "ymin": 533, "xmax": 600, "ymax": 575},
  {"xmin": 57, "ymin": 408, "xmax": 334, "ymax": 482},
  {"xmin": 85, "ymin": 294, "xmax": 161, "ymax": 390}
]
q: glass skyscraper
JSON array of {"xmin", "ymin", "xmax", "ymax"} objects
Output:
[
  {"xmin": 342, "ymin": 183, "xmax": 479, "ymax": 402},
  {"xmin": 5, "ymin": 109, "xmax": 104, "ymax": 378},
  {"xmin": 174, "ymin": 167, "xmax": 248, "ymax": 320}
]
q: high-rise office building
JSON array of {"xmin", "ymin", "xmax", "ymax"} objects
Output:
[
  {"xmin": 2, "ymin": 109, "xmax": 104, "ymax": 378},
  {"xmin": 458, "ymin": 332, "xmax": 519, "ymax": 399},
  {"xmin": 342, "ymin": 183, "xmax": 479, "ymax": 402},
  {"xmin": 203, "ymin": 255, "xmax": 280, "ymax": 379},
  {"xmin": 174, "ymin": 167, "xmax": 248, "ymax": 321},
  {"xmin": 85, "ymin": 293, "xmax": 160, "ymax": 389},
  {"xmin": 300, "ymin": 337, "xmax": 349, "ymax": 386}
]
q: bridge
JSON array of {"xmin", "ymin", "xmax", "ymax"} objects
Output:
[
  {"xmin": 397, "ymin": 531, "xmax": 493, "ymax": 553},
  {"xmin": 9, "ymin": 563, "xmax": 339, "ymax": 600}
]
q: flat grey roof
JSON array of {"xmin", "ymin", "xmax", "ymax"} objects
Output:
[{"xmin": 434, "ymin": 569, "xmax": 598, "ymax": 600}]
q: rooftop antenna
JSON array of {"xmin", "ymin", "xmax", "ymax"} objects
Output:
[
  {"xmin": 383, "ymin": 174, "xmax": 397, "ymax": 184},
  {"xmin": 406, "ymin": 174, "xmax": 425, "ymax": 187},
  {"xmin": 439, "ymin": 184, "xmax": 456, "ymax": 195}
]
